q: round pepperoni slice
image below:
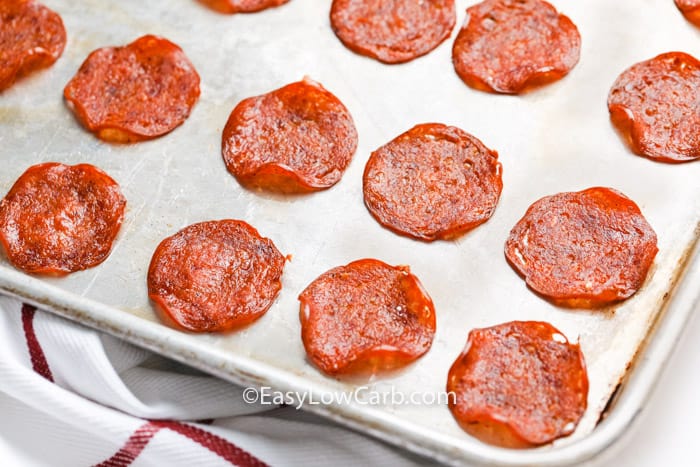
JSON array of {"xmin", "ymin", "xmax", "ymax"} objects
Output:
[
  {"xmin": 330, "ymin": 0, "xmax": 456, "ymax": 64},
  {"xmin": 608, "ymin": 52, "xmax": 700, "ymax": 163},
  {"xmin": 198, "ymin": 0, "xmax": 289, "ymax": 14},
  {"xmin": 0, "ymin": 0, "xmax": 66, "ymax": 91},
  {"xmin": 222, "ymin": 78, "xmax": 358, "ymax": 193},
  {"xmin": 0, "ymin": 163, "xmax": 126, "ymax": 275},
  {"xmin": 64, "ymin": 35, "xmax": 200, "ymax": 143},
  {"xmin": 505, "ymin": 187, "xmax": 658, "ymax": 308},
  {"xmin": 147, "ymin": 220, "xmax": 285, "ymax": 333},
  {"xmin": 447, "ymin": 321, "xmax": 588, "ymax": 448},
  {"xmin": 299, "ymin": 259, "xmax": 435, "ymax": 376},
  {"xmin": 676, "ymin": 0, "xmax": 700, "ymax": 26},
  {"xmin": 363, "ymin": 123, "xmax": 502, "ymax": 242},
  {"xmin": 452, "ymin": 0, "xmax": 581, "ymax": 94}
]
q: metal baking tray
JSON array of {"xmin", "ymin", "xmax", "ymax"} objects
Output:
[{"xmin": 1, "ymin": 0, "xmax": 699, "ymax": 465}]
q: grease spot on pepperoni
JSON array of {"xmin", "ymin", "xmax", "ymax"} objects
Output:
[
  {"xmin": 447, "ymin": 321, "xmax": 588, "ymax": 448},
  {"xmin": 452, "ymin": 0, "xmax": 580, "ymax": 94},
  {"xmin": 63, "ymin": 35, "xmax": 200, "ymax": 143},
  {"xmin": 363, "ymin": 123, "xmax": 502, "ymax": 242},
  {"xmin": 147, "ymin": 220, "xmax": 285, "ymax": 333},
  {"xmin": 198, "ymin": 0, "xmax": 289, "ymax": 14},
  {"xmin": 222, "ymin": 78, "xmax": 358, "ymax": 193},
  {"xmin": 0, "ymin": 163, "xmax": 126, "ymax": 275},
  {"xmin": 608, "ymin": 52, "xmax": 700, "ymax": 163},
  {"xmin": 504, "ymin": 188, "xmax": 658, "ymax": 308},
  {"xmin": 676, "ymin": 0, "xmax": 700, "ymax": 26},
  {"xmin": 330, "ymin": 0, "xmax": 456, "ymax": 64},
  {"xmin": 0, "ymin": 0, "xmax": 66, "ymax": 91},
  {"xmin": 298, "ymin": 259, "xmax": 435, "ymax": 376}
]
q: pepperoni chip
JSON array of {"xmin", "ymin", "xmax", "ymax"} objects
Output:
[
  {"xmin": 0, "ymin": 0, "xmax": 66, "ymax": 91},
  {"xmin": 198, "ymin": 0, "xmax": 289, "ymax": 14},
  {"xmin": 0, "ymin": 163, "xmax": 126, "ymax": 275},
  {"xmin": 676, "ymin": 0, "xmax": 700, "ymax": 26},
  {"xmin": 505, "ymin": 188, "xmax": 658, "ymax": 308},
  {"xmin": 148, "ymin": 220, "xmax": 285, "ymax": 333},
  {"xmin": 452, "ymin": 0, "xmax": 581, "ymax": 94},
  {"xmin": 299, "ymin": 259, "xmax": 435, "ymax": 375},
  {"xmin": 330, "ymin": 0, "xmax": 456, "ymax": 64},
  {"xmin": 447, "ymin": 321, "xmax": 588, "ymax": 448},
  {"xmin": 64, "ymin": 35, "xmax": 200, "ymax": 143},
  {"xmin": 363, "ymin": 123, "xmax": 502, "ymax": 242},
  {"xmin": 608, "ymin": 52, "xmax": 700, "ymax": 163},
  {"xmin": 222, "ymin": 78, "xmax": 358, "ymax": 193}
]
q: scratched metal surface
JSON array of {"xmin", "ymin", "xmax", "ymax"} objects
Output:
[{"xmin": 1, "ymin": 0, "xmax": 700, "ymax": 465}]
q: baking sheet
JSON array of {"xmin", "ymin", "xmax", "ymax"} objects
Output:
[{"xmin": 1, "ymin": 0, "xmax": 700, "ymax": 465}]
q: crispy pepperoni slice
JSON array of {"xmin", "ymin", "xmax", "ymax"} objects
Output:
[
  {"xmin": 452, "ymin": 0, "xmax": 581, "ymax": 94},
  {"xmin": 607, "ymin": 52, "xmax": 700, "ymax": 163},
  {"xmin": 676, "ymin": 0, "xmax": 700, "ymax": 26},
  {"xmin": 447, "ymin": 321, "xmax": 588, "ymax": 448},
  {"xmin": 363, "ymin": 123, "xmax": 502, "ymax": 242},
  {"xmin": 198, "ymin": 0, "xmax": 289, "ymax": 14},
  {"xmin": 0, "ymin": 163, "xmax": 126, "ymax": 275},
  {"xmin": 147, "ymin": 220, "xmax": 285, "ymax": 333},
  {"xmin": 505, "ymin": 188, "xmax": 658, "ymax": 308},
  {"xmin": 0, "ymin": 0, "xmax": 66, "ymax": 91},
  {"xmin": 330, "ymin": 0, "xmax": 456, "ymax": 64},
  {"xmin": 222, "ymin": 78, "xmax": 358, "ymax": 193},
  {"xmin": 63, "ymin": 35, "xmax": 200, "ymax": 143},
  {"xmin": 298, "ymin": 259, "xmax": 435, "ymax": 376}
]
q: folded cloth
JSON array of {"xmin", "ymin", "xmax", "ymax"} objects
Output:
[{"xmin": 0, "ymin": 296, "xmax": 427, "ymax": 467}]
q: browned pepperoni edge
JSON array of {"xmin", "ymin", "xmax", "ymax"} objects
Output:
[
  {"xmin": 0, "ymin": 162, "xmax": 126, "ymax": 275},
  {"xmin": 676, "ymin": 0, "xmax": 700, "ymax": 26},
  {"xmin": 298, "ymin": 259, "xmax": 436, "ymax": 375},
  {"xmin": 447, "ymin": 321, "xmax": 588, "ymax": 448},
  {"xmin": 608, "ymin": 52, "xmax": 700, "ymax": 163},
  {"xmin": 147, "ymin": 220, "xmax": 285, "ymax": 333},
  {"xmin": 452, "ymin": 0, "xmax": 580, "ymax": 94},
  {"xmin": 198, "ymin": 0, "xmax": 289, "ymax": 14},
  {"xmin": 222, "ymin": 77, "xmax": 358, "ymax": 193},
  {"xmin": 63, "ymin": 35, "xmax": 200, "ymax": 143},
  {"xmin": 363, "ymin": 123, "xmax": 502, "ymax": 242},
  {"xmin": 0, "ymin": 0, "xmax": 66, "ymax": 91},
  {"xmin": 504, "ymin": 187, "xmax": 658, "ymax": 308},
  {"xmin": 330, "ymin": 0, "xmax": 456, "ymax": 64}
]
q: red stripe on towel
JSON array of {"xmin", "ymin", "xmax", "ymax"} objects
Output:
[
  {"xmin": 21, "ymin": 303, "xmax": 54, "ymax": 382},
  {"xmin": 95, "ymin": 420, "xmax": 267, "ymax": 466},
  {"xmin": 94, "ymin": 422, "xmax": 161, "ymax": 467},
  {"xmin": 151, "ymin": 420, "xmax": 269, "ymax": 467}
]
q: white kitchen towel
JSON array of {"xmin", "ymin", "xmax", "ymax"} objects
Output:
[{"xmin": 0, "ymin": 295, "xmax": 427, "ymax": 466}]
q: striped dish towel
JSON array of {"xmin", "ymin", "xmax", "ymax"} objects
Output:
[{"xmin": 0, "ymin": 296, "xmax": 426, "ymax": 466}]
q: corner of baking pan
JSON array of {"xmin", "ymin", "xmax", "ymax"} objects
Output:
[{"xmin": 434, "ymin": 234, "xmax": 700, "ymax": 466}]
